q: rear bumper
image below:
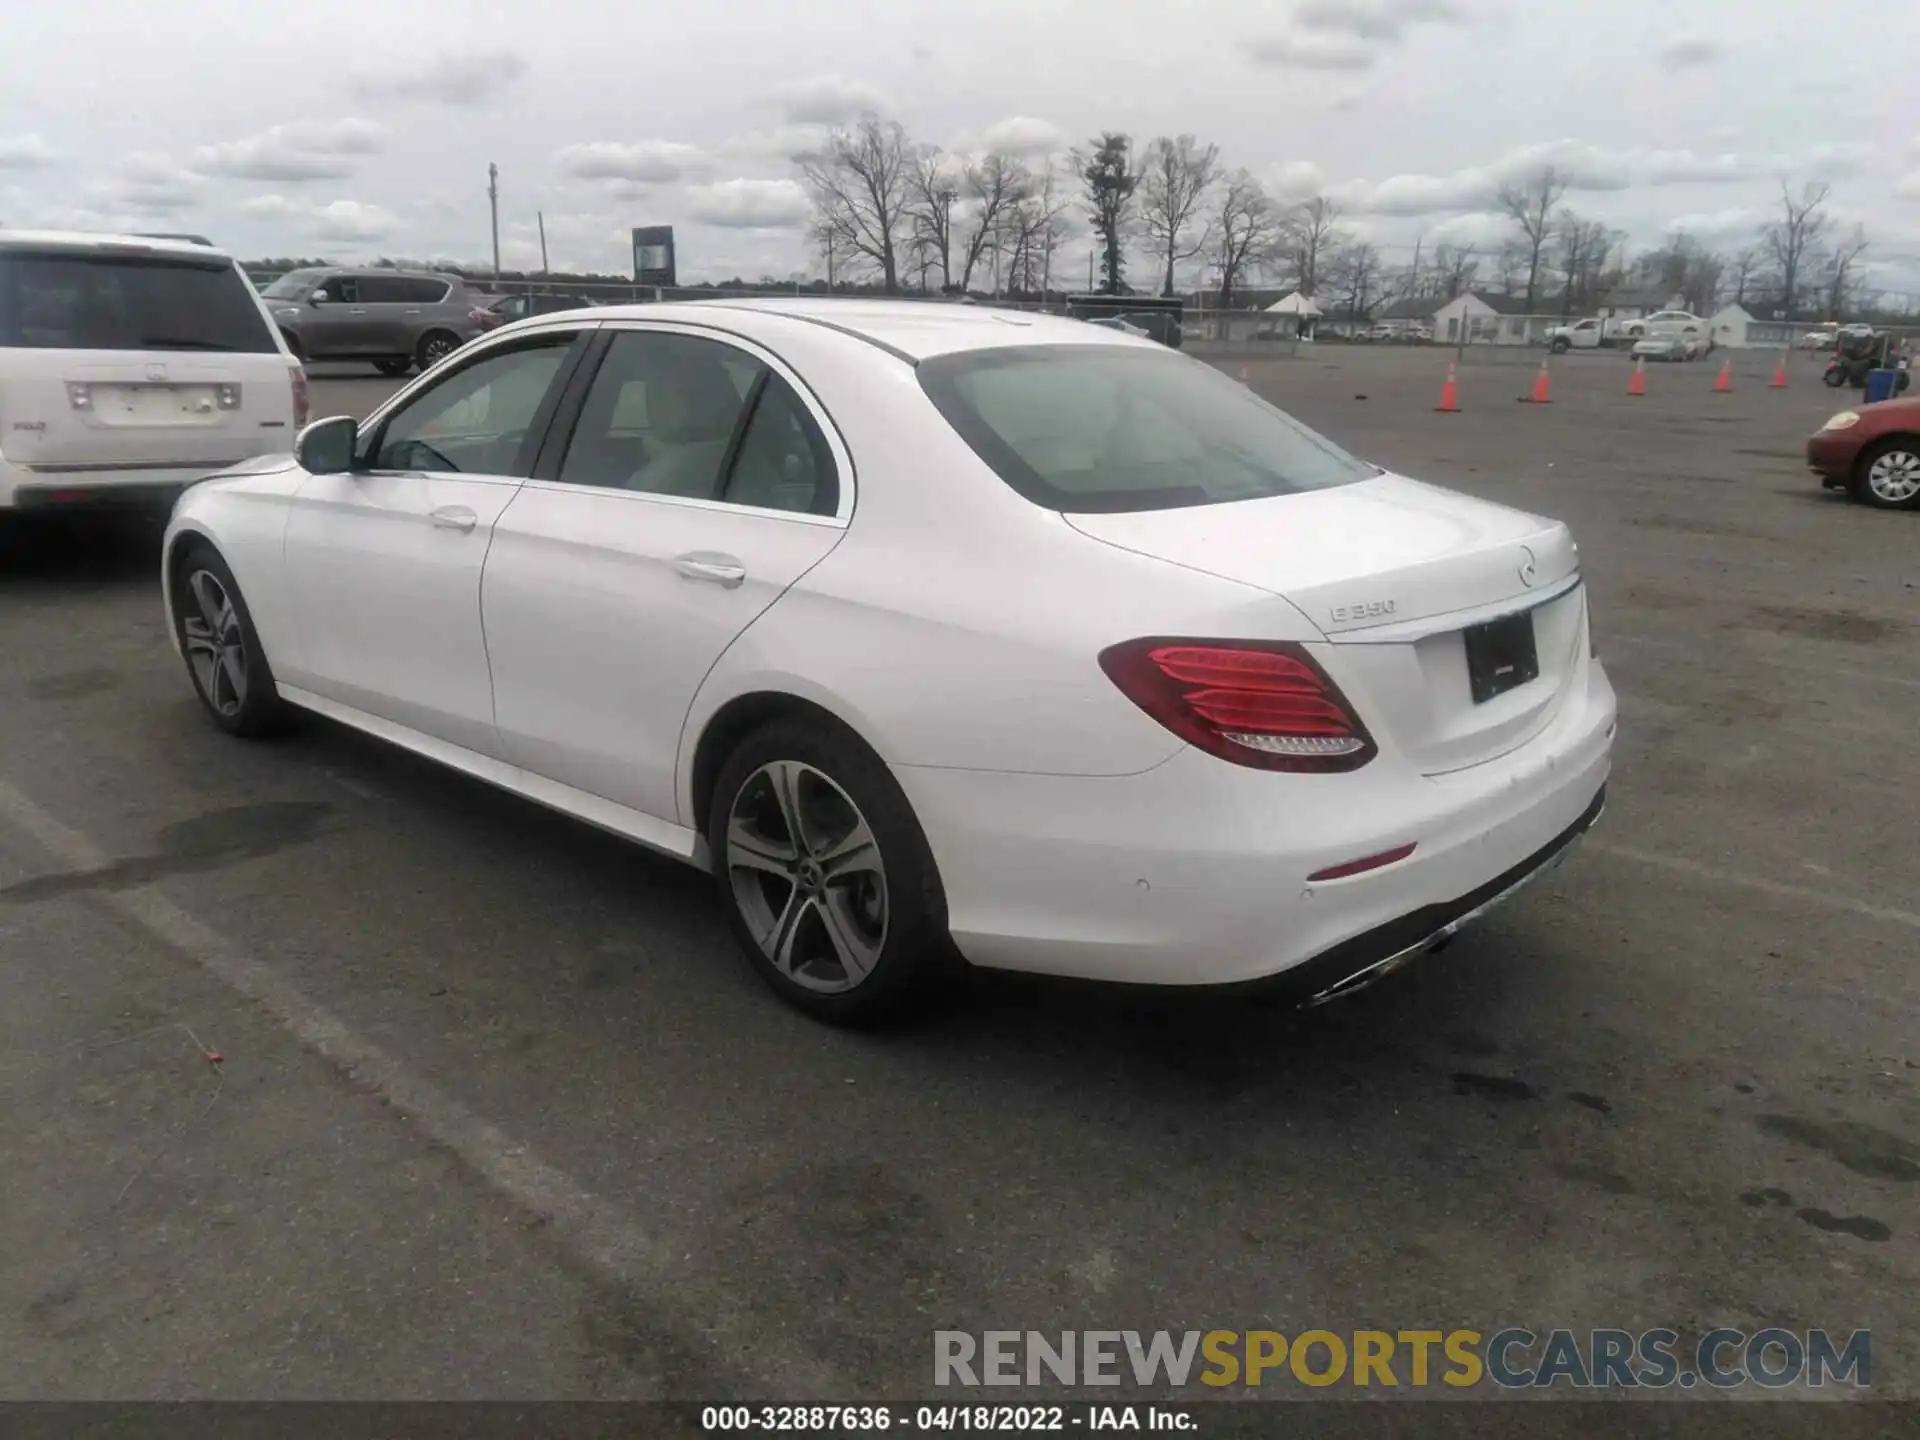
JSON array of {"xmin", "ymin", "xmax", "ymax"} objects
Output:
[
  {"xmin": 894, "ymin": 656, "xmax": 1616, "ymax": 990},
  {"xmin": 0, "ymin": 460, "xmax": 242, "ymax": 510}
]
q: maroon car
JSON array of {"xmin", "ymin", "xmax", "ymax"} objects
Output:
[
  {"xmin": 1807, "ymin": 395, "xmax": 1920, "ymax": 510},
  {"xmin": 470, "ymin": 292, "xmax": 597, "ymax": 332}
]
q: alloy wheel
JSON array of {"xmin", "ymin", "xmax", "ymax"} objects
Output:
[
  {"xmin": 1867, "ymin": 449, "xmax": 1920, "ymax": 503},
  {"xmin": 181, "ymin": 569, "xmax": 248, "ymax": 716},
  {"xmin": 726, "ymin": 760, "xmax": 888, "ymax": 994},
  {"xmin": 420, "ymin": 335, "xmax": 456, "ymax": 366}
]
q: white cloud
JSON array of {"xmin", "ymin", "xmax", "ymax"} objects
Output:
[
  {"xmin": 241, "ymin": 195, "xmax": 401, "ymax": 243},
  {"xmin": 1266, "ymin": 160, "xmax": 1329, "ymax": 201},
  {"xmin": 0, "ymin": 134, "xmax": 58, "ymax": 169},
  {"xmin": 1421, "ymin": 212, "xmax": 1512, "ymax": 249},
  {"xmin": 192, "ymin": 119, "xmax": 385, "ymax": 181},
  {"xmin": 772, "ymin": 75, "xmax": 890, "ymax": 124},
  {"xmin": 975, "ymin": 116, "xmax": 1065, "ymax": 158},
  {"xmin": 1897, "ymin": 172, "xmax": 1920, "ymax": 201},
  {"xmin": 90, "ymin": 154, "xmax": 209, "ymax": 215},
  {"xmin": 1658, "ymin": 37, "xmax": 1724, "ymax": 71},
  {"xmin": 718, "ymin": 126, "xmax": 832, "ymax": 168},
  {"xmin": 1246, "ymin": 0, "xmax": 1466, "ymax": 71},
  {"xmin": 685, "ymin": 178, "xmax": 812, "ymax": 229},
  {"xmin": 350, "ymin": 49, "xmax": 528, "ymax": 106},
  {"xmin": 556, "ymin": 140, "xmax": 709, "ymax": 183},
  {"xmin": 1661, "ymin": 208, "xmax": 1765, "ymax": 243},
  {"xmin": 1242, "ymin": 31, "xmax": 1375, "ymax": 71},
  {"xmin": 1294, "ymin": 0, "xmax": 1465, "ymax": 41}
]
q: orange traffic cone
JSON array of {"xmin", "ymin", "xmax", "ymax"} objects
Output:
[
  {"xmin": 1435, "ymin": 360, "xmax": 1461, "ymax": 413},
  {"xmin": 1627, "ymin": 357, "xmax": 1647, "ymax": 397},
  {"xmin": 1527, "ymin": 358, "xmax": 1551, "ymax": 404},
  {"xmin": 1770, "ymin": 352, "xmax": 1788, "ymax": 389},
  {"xmin": 1713, "ymin": 359, "xmax": 1733, "ymax": 393}
]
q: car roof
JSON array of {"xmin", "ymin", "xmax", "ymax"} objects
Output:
[
  {"xmin": 0, "ymin": 228, "xmax": 236, "ymax": 262},
  {"xmin": 576, "ymin": 297, "xmax": 1153, "ymax": 363}
]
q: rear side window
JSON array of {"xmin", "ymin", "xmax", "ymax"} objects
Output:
[
  {"xmin": 391, "ymin": 277, "xmax": 452, "ymax": 304},
  {"xmin": 0, "ymin": 252, "xmax": 277, "ymax": 353},
  {"xmin": 918, "ymin": 344, "xmax": 1372, "ymax": 514}
]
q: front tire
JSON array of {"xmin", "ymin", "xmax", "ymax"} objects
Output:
[
  {"xmin": 374, "ymin": 358, "xmax": 412, "ymax": 377},
  {"xmin": 1550, "ymin": 338, "xmax": 1570, "ymax": 354},
  {"xmin": 1850, "ymin": 438, "xmax": 1920, "ymax": 510},
  {"xmin": 707, "ymin": 717, "xmax": 954, "ymax": 1024},
  {"xmin": 170, "ymin": 543, "xmax": 291, "ymax": 736}
]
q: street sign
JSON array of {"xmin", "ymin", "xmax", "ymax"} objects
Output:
[{"xmin": 632, "ymin": 226, "xmax": 676, "ymax": 287}]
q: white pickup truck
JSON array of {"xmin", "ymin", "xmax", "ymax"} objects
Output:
[{"xmin": 1544, "ymin": 316, "xmax": 1643, "ymax": 352}]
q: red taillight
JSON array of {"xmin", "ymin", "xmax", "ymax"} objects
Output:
[
  {"xmin": 1098, "ymin": 638, "xmax": 1376, "ymax": 772},
  {"xmin": 289, "ymin": 363, "xmax": 310, "ymax": 428}
]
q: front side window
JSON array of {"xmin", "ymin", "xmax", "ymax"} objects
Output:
[
  {"xmin": 369, "ymin": 339, "xmax": 572, "ymax": 475},
  {"xmin": 918, "ymin": 344, "xmax": 1372, "ymax": 514},
  {"xmin": 313, "ymin": 276, "xmax": 358, "ymax": 304},
  {"xmin": 0, "ymin": 252, "xmax": 277, "ymax": 353},
  {"xmin": 261, "ymin": 268, "xmax": 329, "ymax": 300},
  {"xmin": 556, "ymin": 331, "xmax": 759, "ymax": 498}
]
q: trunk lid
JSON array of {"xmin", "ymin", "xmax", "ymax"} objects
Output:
[{"xmin": 1066, "ymin": 474, "xmax": 1590, "ymax": 774}]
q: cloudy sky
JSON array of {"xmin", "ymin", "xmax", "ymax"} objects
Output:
[{"xmin": 4, "ymin": 0, "xmax": 1918, "ymax": 291}]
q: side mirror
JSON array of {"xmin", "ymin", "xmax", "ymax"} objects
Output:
[
  {"xmin": 309, "ymin": 290, "xmax": 329, "ymax": 306},
  {"xmin": 296, "ymin": 415, "xmax": 358, "ymax": 475}
]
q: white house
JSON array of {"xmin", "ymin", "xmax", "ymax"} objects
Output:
[
  {"xmin": 1431, "ymin": 290, "xmax": 1530, "ymax": 345},
  {"xmin": 1709, "ymin": 303, "xmax": 1757, "ymax": 348}
]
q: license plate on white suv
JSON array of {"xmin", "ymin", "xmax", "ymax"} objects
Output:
[{"xmin": 95, "ymin": 384, "xmax": 219, "ymax": 427}]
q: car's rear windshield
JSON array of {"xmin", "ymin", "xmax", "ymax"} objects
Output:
[
  {"xmin": 0, "ymin": 251, "xmax": 277, "ymax": 353},
  {"xmin": 917, "ymin": 343, "xmax": 1373, "ymax": 513}
]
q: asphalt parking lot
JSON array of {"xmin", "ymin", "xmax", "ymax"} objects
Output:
[{"xmin": 2, "ymin": 342, "xmax": 1916, "ymax": 1419}]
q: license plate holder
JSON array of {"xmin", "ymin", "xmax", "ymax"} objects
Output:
[{"xmin": 1464, "ymin": 610, "xmax": 1539, "ymax": 704}]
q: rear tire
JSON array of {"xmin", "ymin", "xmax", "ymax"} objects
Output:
[
  {"xmin": 414, "ymin": 330, "xmax": 460, "ymax": 372},
  {"xmin": 1850, "ymin": 438, "xmax": 1920, "ymax": 510},
  {"xmin": 170, "ymin": 542, "xmax": 292, "ymax": 737},
  {"xmin": 706, "ymin": 717, "xmax": 955, "ymax": 1025}
]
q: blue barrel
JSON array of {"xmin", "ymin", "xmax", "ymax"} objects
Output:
[{"xmin": 1865, "ymin": 368, "xmax": 1900, "ymax": 403}]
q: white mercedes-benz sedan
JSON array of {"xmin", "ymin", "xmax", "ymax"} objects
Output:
[{"xmin": 162, "ymin": 299, "xmax": 1615, "ymax": 1022}]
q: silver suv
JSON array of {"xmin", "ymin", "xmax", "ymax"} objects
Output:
[{"xmin": 259, "ymin": 267, "xmax": 486, "ymax": 376}]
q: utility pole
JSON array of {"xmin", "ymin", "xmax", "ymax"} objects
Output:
[
  {"xmin": 537, "ymin": 211, "xmax": 549, "ymax": 278},
  {"xmin": 487, "ymin": 163, "xmax": 501, "ymax": 284}
]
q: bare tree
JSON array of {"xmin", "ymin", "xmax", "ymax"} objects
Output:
[
  {"xmin": 1554, "ymin": 210, "xmax": 1611, "ymax": 315},
  {"xmin": 904, "ymin": 148, "xmax": 962, "ymax": 292},
  {"xmin": 1432, "ymin": 244, "xmax": 1479, "ymax": 300},
  {"xmin": 1001, "ymin": 159, "xmax": 1071, "ymax": 298},
  {"xmin": 1495, "ymin": 167, "xmax": 1569, "ymax": 312},
  {"xmin": 956, "ymin": 153, "xmax": 1035, "ymax": 295},
  {"xmin": 1287, "ymin": 196, "xmax": 1344, "ymax": 296},
  {"xmin": 1209, "ymin": 169, "xmax": 1280, "ymax": 308},
  {"xmin": 1728, "ymin": 245, "xmax": 1761, "ymax": 307},
  {"xmin": 1763, "ymin": 180, "xmax": 1831, "ymax": 317},
  {"xmin": 1493, "ymin": 240, "xmax": 1530, "ymax": 296},
  {"xmin": 1137, "ymin": 134, "xmax": 1220, "ymax": 297},
  {"xmin": 1820, "ymin": 225, "xmax": 1870, "ymax": 320},
  {"xmin": 1077, "ymin": 133, "xmax": 1139, "ymax": 294},
  {"xmin": 799, "ymin": 115, "xmax": 916, "ymax": 294},
  {"xmin": 1327, "ymin": 242, "xmax": 1382, "ymax": 325}
]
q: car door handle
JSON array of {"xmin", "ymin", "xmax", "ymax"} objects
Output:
[
  {"xmin": 431, "ymin": 505, "xmax": 478, "ymax": 532},
  {"xmin": 672, "ymin": 552, "xmax": 746, "ymax": 588}
]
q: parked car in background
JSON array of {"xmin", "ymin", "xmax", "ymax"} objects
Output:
[
  {"xmin": 1631, "ymin": 332, "xmax": 1701, "ymax": 363},
  {"xmin": 1807, "ymin": 396, "xmax": 1920, "ymax": 509},
  {"xmin": 161, "ymin": 299, "xmax": 1612, "ymax": 1024},
  {"xmin": 0, "ymin": 229, "xmax": 306, "ymax": 512},
  {"xmin": 1797, "ymin": 324, "xmax": 1840, "ymax": 351},
  {"xmin": 471, "ymin": 292, "xmax": 599, "ymax": 333},
  {"xmin": 1546, "ymin": 318, "xmax": 1605, "ymax": 352},
  {"xmin": 1640, "ymin": 309, "xmax": 1713, "ymax": 354},
  {"xmin": 260, "ymin": 267, "xmax": 486, "ymax": 376}
]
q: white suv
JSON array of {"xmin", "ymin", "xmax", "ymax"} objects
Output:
[{"xmin": 0, "ymin": 231, "xmax": 308, "ymax": 512}]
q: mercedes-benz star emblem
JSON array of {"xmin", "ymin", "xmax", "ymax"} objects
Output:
[{"xmin": 1518, "ymin": 545, "xmax": 1539, "ymax": 588}]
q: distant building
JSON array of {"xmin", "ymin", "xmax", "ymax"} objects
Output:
[
  {"xmin": 1432, "ymin": 290, "xmax": 1534, "ymax": 344},
  {"xmin": 1709, "ymin": 303, "xmax": 1758, "ymax": 348}
]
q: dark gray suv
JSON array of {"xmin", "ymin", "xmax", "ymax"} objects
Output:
[{"xmin": 259, "ymin": 267, "xmax": 486, "ymax": 375}]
